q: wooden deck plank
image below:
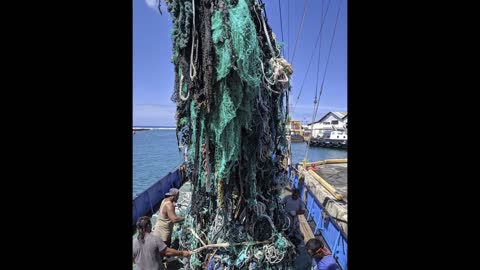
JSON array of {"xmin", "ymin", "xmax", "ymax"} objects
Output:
[{"xmin": 298, "ymin": 214, "xmax": 314, "ymax": 243}]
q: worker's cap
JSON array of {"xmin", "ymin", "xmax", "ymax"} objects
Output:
[{"xmin": 165, "ymin": 188, "xmax": 180, "ymax": 196}]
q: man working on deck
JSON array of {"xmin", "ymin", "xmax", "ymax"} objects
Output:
[
  {"xmin": 152, "ymin": 188, "xmax": 184, "ymax": 246},
  {"xmin": 306, "ymin": 238, "xmax": 339, "ymax": 270},
  {"xmin": 133, "ymin": 216, "xmax": 192, "ymax": 270},
  {"xmin": 280, "ymin": 188, "xmax": 305, "ymax": 245}
]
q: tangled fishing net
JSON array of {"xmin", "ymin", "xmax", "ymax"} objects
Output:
[{"xmin": 164, "ymin": 0, "xmax": 295, "ymax": 268}]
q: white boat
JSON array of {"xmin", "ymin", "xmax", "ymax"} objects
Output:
[{"xmin": 310, "ymin": 130, "xmax": 347, "ymax": 149}]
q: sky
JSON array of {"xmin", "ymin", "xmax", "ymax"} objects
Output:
[{"xmin": 133, "ymin": 0, "xmax": 347, "ymax": 126}]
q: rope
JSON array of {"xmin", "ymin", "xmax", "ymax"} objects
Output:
[
  {"xmin": 317, "ymin": 0, "xmax": 343, "ymax": 109},
  {"xmin": 188, "ymin": 227, "xmax": 207, "ymax": 246},
  {"xmin": 304, "ymin": 34, "xmax": 323, "ymax": 163},
  {"xmin": 287, "ymin": 0, "xmax": 290, "ymax": 61},
  {"xmin": 263, "ymin": 243, "xmax": 285, "ymax": 264},
  {"xmin": 311, "ymin": 2, "xmax": 342, "ymax": 122},
  {"xmin": 258, "ymin": 57, "xmax": 281, "ymax": 94},
  {"xmin": 260, "ymin": 214, "xmax": 276, "ymax": 230},
  {"xmin": 192, "ymin": 239, "xmax": 272, "ymax": 253},
  {"xmin": 178, "ymin": 74, "xmax": 189, "ymax": 101},
  {"xmin": 291, "ymin": 0, "xmax": 332, "ymax": 114},
  {"xmin": 290, "ymin": 0, "xmax": 309, "ymax": 65},
  {"xmin": 256, "ymin": 0, "xmax": 275, "ymax": 58},
  {"xmin": 278, "ymin": 0, "xmax": 285, "ymax": 56},
  {"xmin": 166, "ymin": 0, "xmax": 297, "ymax": 267},
  {"xmin": 305, "ymin": 0, "xmax": 343, "ymax": 163},
  {"xmin": 189, "ymin": 0, "xmax": 197, "ymax": 80},
  {"xmin": 254, "ymin": 202, "xmax": 267, "ymax": 216}
]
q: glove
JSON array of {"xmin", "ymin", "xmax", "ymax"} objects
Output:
[{"xmin": 289, "ymin": 210, "xmax": 297, "ymax": 216}]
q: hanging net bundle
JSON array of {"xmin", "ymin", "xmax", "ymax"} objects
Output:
[{"xmin": 165, "ymin": 0, "xmax": 294, "ymax": 268}]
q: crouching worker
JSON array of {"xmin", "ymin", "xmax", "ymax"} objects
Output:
[
  {"xmin": 280, "ymin": 188, "xmax": 305, "ymax": 244},
  {"xmin": 306, "ymin": 238, "xmax": 339, "ymax": 270}
]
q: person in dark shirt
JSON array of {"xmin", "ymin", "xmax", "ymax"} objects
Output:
[{"xmin": 280, "ymin": 188, "xmax": 305, "ymax": 245}]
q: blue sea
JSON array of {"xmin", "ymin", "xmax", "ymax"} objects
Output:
[{"xmin": 133, "ymin": 129, "xmax": 347, "ymax": 196}]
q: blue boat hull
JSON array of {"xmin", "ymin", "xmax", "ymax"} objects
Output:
[
  {"xmin": 289, "ymin": 169, "xmax": 348, "ymax": 270},
  {"xmin": 133, "ymin": 168, "xmax": 347, "ymax": 270},
  {"xmin": 132, "ymin": 169, "xmax": 181, "ymax": 230}
]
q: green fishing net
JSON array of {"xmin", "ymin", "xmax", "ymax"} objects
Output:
[{"xmin": 165, "ymin": 0, "xmax": 295, "ymax": 268}]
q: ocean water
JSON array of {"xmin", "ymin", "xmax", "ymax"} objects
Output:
[
  {"xmin": 133, "ymin": 129, "xmax": 183, "ymax": 196},
  {"xmin": 133, "ymin": 130, "xmax": 347, "ymax": 196}
]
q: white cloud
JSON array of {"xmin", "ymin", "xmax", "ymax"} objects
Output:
[{"xmin": 145, "ymin": 0, "xmax": 159, "ymax": 10}]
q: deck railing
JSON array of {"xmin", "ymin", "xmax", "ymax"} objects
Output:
[
  {"xmin": 132, "ymin": 169, "xmax": 181, "ymax": 228},
  {"xmin": 133, "ymin": 167, "xmax": 348, "ymax": 270},
  {"xmin": 289, "ymin": 170, "xmax": 348, "ymax": 270}
]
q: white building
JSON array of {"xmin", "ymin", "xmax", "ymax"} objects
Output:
[{"xmin": 307, "ymin": 112, "xmax": 348, "ymax": 138}]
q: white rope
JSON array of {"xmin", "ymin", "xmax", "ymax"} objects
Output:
[
  {"xmin": 189, "ymin": 0, "xmax": 197, "ymax": 80},
  {"xmin": 192, "ymin": 239, "xmax": 273, "ymax": 253},
  {"xmin": 178, "ymin": 74, "xmax": 190, "ymax": 101},
  {"xmin": 254, "ymin": 249, "xmax": 264, "ymax": 262},
  {"xmin": 263, "ymin": 243, "xmax": 285, "ymax": 264},
  {"xmin": 258, "ymin": 57, "xmax": 292, "ymax": 92},
  {"xmin": 256, "ymin": 0, "xmax": 275, "ymax": 57},
  {"xmin": 187, "ymin": 227, "xmax": 207, "ymax": 247}
]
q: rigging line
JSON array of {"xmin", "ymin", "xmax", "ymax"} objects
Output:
[
  {"xmin": 291, "ymin": 0, "xmax": 332, "ymax": 114},
  {"xmin": 278, "ymin": 0, "xmax": 285, "ymax": 57},
  {"xmin": 303, "ymin": 98, "xmax": 321, "ymax": 164},
  {"xmin": 311, "ymin": 0, "xmax": 343, "ymax": 126},
  {"xmin": 314, "ymin": 27, "xmax": 323, "ymax": 109},
  {"xmin": 276, "ymin": 0, "xmax": 288, "ymax": 132},
  {"xmin": 312, "ymin": 0, "xmax": 342, "ymax": 122},
  {"xmin": 291, "ymin": 0, "xmax": 333, "ymax": 114},
  {"xmin": 304, "ymin": 102, "xmax": 318, "ymax": 163},
  {"xmin": 304, "ymin": 20, "xmax": 324, "ymax": 164},
  {"xmin": 306, "ymin": 0, "xmax": 337, "ymax": 164},
  {"xmin": 290, "ymin": 0, "xmax": 309, "ymax": 65},
  {"xmin": 287, "ymin": 0, "xmax": 290, "ymax": 61},
  {"xmin": 317, "ymin": 0, "xmax": 343, "ymax": 109}
]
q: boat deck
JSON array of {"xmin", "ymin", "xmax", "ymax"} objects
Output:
[
  {"xmin": 135, "ymin": 182, "xmax": 324, "ymax": 269},
  {"xmin": 310, "ymin": 163, "xmax": 347, "ymax": 200}
]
